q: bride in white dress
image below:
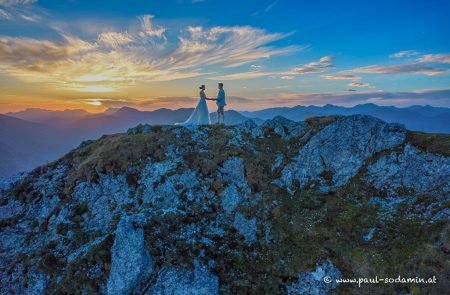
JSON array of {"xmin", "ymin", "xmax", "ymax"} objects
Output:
[{"xmin": 176, "ymin": 85, "xmax": 211, "ymax": 125}]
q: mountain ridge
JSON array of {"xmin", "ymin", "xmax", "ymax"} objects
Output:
[
  {"xmin": 1, "ymin": 115, "xmax": 449, "ymax": 294},
  {"xmin": 0, "ymin": 108, "xmax": 258, "ymax": 178}
]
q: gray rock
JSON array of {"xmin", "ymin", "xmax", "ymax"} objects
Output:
[
  {"xmin": 235, "ymin": 120, "xmax": 264, "ymax": 138},
  {"xmin": 127, "ymin": 124, "xmax": 152, "ymax": 135},
  {"xmin": 72, "ymin": 173, "xmax": 133, "ymax": 234},
  {"xmin": 33, "ymin": 164, "xmax": 67, "ymax": 197},
  {"xmin": 218, "ymin": 157, "xmax": 250, "ymax": 214},
  {"xmin": 25, "ymin": 268, "xmax": 49, "ymax": 295},
  {"xmin": 0, "ymin": 199, "xmax": 24, "ymax": 221},
  {"xmin": 107, "ymin": 215, "xmax": 153, "ymax": 295},
  {"xmin": 146, "ymin": 261, "xmax": 219, "ymax": 295},
  {"xmin": 286, "ymin": 259, "xmax": 342, "ymax": 295},
  {"xmin": 365, "ymin": 144, "xmax": 450, "ymax": 196},
  {"xmin": 262, "ymin": 116, "xmax": 308, "ymax": 140},
  {"xmin": 272, "ymin": 152, "xmax": 284, "ymax": 171},
  {"xmin": 0, "ymin": 171, "xmax": 28, "ymax": 192},
  {"xmin": 233, "ymin": 213, "xmax": 257, "ymax": 244},
  {"xmin": 279, "ymin": 115, "xmax": 405, "ymax": 193}
]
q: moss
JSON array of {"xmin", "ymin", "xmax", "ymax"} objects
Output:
[{"xmin": 406, "ymin": 130, "xmax": 450, "ymax": 156}]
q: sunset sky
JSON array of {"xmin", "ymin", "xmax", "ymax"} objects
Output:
[{"xmin": 1, "ymin": 0, "xmax": 450, "ymax": 112}]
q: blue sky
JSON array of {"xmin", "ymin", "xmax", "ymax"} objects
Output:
[{"xmin": 1, "ymin": 0, "xmax": 449, "ymax": 112}]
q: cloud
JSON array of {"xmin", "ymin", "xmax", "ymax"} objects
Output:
[
  {"xmin": 97, "ymin": 31, "xmax": 134, "ymax": 47},
  {"xmin": 389, "ymin": 50, "xmax": 419, "ymax": 58},
  {"xmin": 159, "ymin": 26, "xmax": 299, "ymax": 71},
  {"xmin": 264, "ymin": 0, "xmax": 279, "ymax": 12},
  {"xmin": 0, "ymin": 17, "xmax": 300, "ymax": 92},
  {"xmin": 280, "ymin": 75, "xmax": 295, "ymax": 80},
  {"xmin": 322, "ymin": 74, "xmax": 360, "ymax": 80},
  {"xmin": 348, "ymin": 82, "xmax": 370, "ymax": 87},
  {"xmin": 417, "ymin": 54, "xmax": 450, "ymax": 64},
  {"xmin": 286, "ymin": 56, "xmax": 334, "ymax": 75},
  {"xmin": 352, "ymin": 64, "xmax": 448, "ymax": 76},
  {"xmin": 251, "ymin": 0, "xmax": 279, "ymax": 16},
  {"xmin": 0, "ymin": 0, "xmax": 37, "ymax": 5},
  {"xmin": 250, "ymin": 64, "xmax": 263, "ymax": 70},
  {"xmin": 0, "ymin": 0, "xmax": 40, "ymax": 21},
  {"xmin": 207, "ymin": 71, "xmax": 275, "ymax": 81},
  {"xmin": 139, "ymin": 14, "xmax": 166, "ymax": 39},
  {"xmin": 0, "ymin": 7, "xmax": 11, "ymax": 19},
  {"xmin": 83, "ymin": 98, "xmax": 133, "ymax": 108},
  {"xmin": 262, "ymin": 85, "xmax": 289, "ymax": 90}
]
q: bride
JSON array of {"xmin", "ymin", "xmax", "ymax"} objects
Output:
[{"xmin": 176, "ymin": 85, "xmax": 211, "ymax": 125}]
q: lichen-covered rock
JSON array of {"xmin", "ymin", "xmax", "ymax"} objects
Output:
[
  {"xmin": 286, "ymin": 259, "xmax": 342, "ymax": 295},
  {"xmin": 25, "ymin": 268, "xmax": 49, "ymax": 295},
  {"xmin": 127, "ymin": 123, "xmax": 152, "ymax": 135},
  {"xmin": 218, "ymin": 157, "xmax": 250, "ymax": 214},
  {"xmin": 0, "ymin": 171, "xmax": 28, "ymax": 192},
  {"xmin": 365, "ymin": 144, "xmax": 450, "ymax": 195},
  {"xmin": 107, "ymin": 215, "xmax": 153, "ymax": 295},
  {"xmin": 235, "ymin": 119, "xmax": 264, "ymax": 138},
  {"xmin": 233, "ymin": 213, "xmax": 257, "ymax": 244},
  {"xmin": 145, "ymin": 261, "xmax": 219, "ymax": 295},
  {"xmin": 72, "ymin": 173, "xmax": 133, "ymax": 234},
  {"xmin": 279, "ymin": 115, "xmax": 406, "ymax": 192},
  {"xmin": 0, "ymin": 199, "xmax": 23, "ymax": 221},
  {"xmin": 262, "ymin": 116, "xmax": 308, "ymax": 140}
]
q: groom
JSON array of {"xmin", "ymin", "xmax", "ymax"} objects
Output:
[{"xmin": 208, "ymin": 83, "xmax": 227, "ymax": 124}]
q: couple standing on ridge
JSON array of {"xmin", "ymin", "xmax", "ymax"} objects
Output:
[{"xmin": 176, "ymin": 83, "xmax": 227, "ymax": 126}]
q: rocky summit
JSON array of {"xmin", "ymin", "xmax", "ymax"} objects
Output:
[{"xmin": 0, "ymin": 115, "xmax": 449, "ymax": 294}]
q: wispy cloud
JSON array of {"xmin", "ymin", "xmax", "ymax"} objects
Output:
[
  {"xmin": 0, "ymin": 0, "xmax": 40, "ymax": 21},
  {"xmin": 250, "ymin": 64, "xmax": 263, "ymax": 70},
  {"xmin": 352, "ymin": 64, "xmax": 447, "ymax": 76},
  {"xmin": 0, "ymin": 16, "xmax": 300, "ymax": 92},
  {"xmin": 348, "ymin": 82, "xmax": 370, "ymax": 87},
  {"xmin": 280, "ymin": 75, "xmax": 295, "ymax": 80},
  {"xmin": 264, "ymin": 0, "xmax": 279, "ymax": 12},
  {"xmin": 0, "ymin": 0, "xmax": 37, "ymax": 5},
  {"xmin": 389, "ymin": 50, "xmax": 420, "ymax": 58},
  {"xmin": 138, "ymin": 14, "xmax": 166, "ymax": 39},
  {"xmin": 262, "ymin": 85, "xmax": 289, "ymax": 90},
  {"xmin": 158, "ymin": 26, "xmax": 298, "ymax": 70},
  {"xmin": 322, "ymin": 74, "xmax": 360, "ymax": 80},
  {"xmin": 285, "ymin": 56, "xmax": 334, "ymax": 75},
  {"xmin": 417, "ymin": 53, "xmax": 450, "ymax": 64},
  {"xmin": 207, "ymin": 71, "xmax": 275, "ymax": 81}
]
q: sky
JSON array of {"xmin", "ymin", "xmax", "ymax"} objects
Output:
[{"xmin": 0, "ymin": 0, "xmax": 450, "ymax": 112}]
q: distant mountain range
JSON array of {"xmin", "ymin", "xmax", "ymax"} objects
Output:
[
  {"xmin": 1, "ymin": 103, "xmax": 449, "ymax": 178},
  {"xmin": 241, "ymin": 103, "xmax": 450, "ymax": 134}
]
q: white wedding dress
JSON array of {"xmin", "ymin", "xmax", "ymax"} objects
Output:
[{"xmin": 176, "ymin": 90, "xmax": 211, "ymax": 125}]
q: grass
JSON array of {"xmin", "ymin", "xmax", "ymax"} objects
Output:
[{"xmin": 406, "ymin": 131, "xmax": 450, "ymax": 156}]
